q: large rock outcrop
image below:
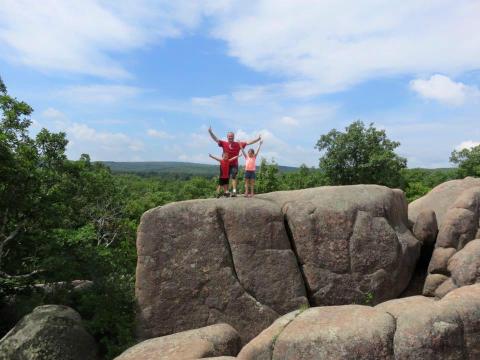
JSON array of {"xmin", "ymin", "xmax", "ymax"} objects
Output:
[
  {"xmin": 115, "ymin": 324, "xmax": 240, "ymax": 360},
  {"xmin": 409, "ymin": 177, "xmax": 480, "ymax": 228},
  {"xmin": 0, "ymin": 305, "xmax": 97, "ymax": 360},
  {"xmin": 136, "ymin": 185, "xmax": 420, "ymax": 342},
  {"xmin": 238, "ymin": 284, "xmax": 480, "ymax": 359},
  {"xmin": 424, "ymin": 239, "xmax": 480, "ymax": 298},
  {"xmin": 419, "ymin": 184, "xmax": 480, "ymax": 296}
]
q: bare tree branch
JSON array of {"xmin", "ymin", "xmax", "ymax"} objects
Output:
[
  {"xmin": 0, "ymin": 269, "xmax": 43, "ymax": 280},
  {"xmin": 0, "ymin": 225, "xmax": 23, "ymax": 270},
  {"xmin": 0, "ymin": 207, "xmax": 9, "ymax": 238}
]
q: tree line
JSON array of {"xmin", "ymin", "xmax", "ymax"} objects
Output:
[{"xmin": 1, "ymin": 76, "xmax": 479, "ymax": 359}]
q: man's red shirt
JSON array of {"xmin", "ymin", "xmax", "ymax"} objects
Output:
[{"xmin": 218, "ymin": 140, "xmax": 246, "ymax": 166}]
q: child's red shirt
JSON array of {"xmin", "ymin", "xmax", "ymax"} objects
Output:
[{"xmin": 219, "ymin": 159, "xmax": 230, "ymax": 179}]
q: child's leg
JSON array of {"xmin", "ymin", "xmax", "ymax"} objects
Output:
[
  {"xmin": 245, "ymin": 179, "xmax": 250, "ymax": 195},
  {"xmin": 251, "ymin": 179, "xmax": 255, "ymax": 196}
]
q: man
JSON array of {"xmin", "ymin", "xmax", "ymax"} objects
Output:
[{"xmin": 208, "ymin": 126, "xmax": 261, "ymax": 196}]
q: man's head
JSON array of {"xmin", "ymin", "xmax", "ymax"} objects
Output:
[{"xmin": 227, "ymin": 132, "xmax": 235, "ymax": 143}]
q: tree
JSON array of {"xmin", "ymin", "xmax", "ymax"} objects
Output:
[
  {"xmin": 281, "ymin": 164, "xmax": 327, "ymax": 190},
  {"xmin": 256, "ymin": 158, "xmax": 280, "ymax": 193},
  {"xmin": 401, "ymin": 168, "xmax": 457, "ymax": 202},
  {"xmin": 315, "ymin": 120, "xmax": 407, "ymax": 187},
  {"xmin": 450, "ymin": 145, "xmax": 480, "ymax": 178},
  {"xmin": 0, "ymin": 75, "xmax": 38, "ymax": 280},
  {"xmin": 0, "ymin": 76, "xmax": 139, "ymax": 358}
]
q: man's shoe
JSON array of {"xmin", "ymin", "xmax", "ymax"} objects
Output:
[{"xmin": 231, "ymin": 192, "xmax": 237, "ymax": 197}]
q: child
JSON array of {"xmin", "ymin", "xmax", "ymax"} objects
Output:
[
  {"xmin": 241, "ymin": 140, "xmax": 262, "ymax": 197},
  {"xmin": 209, "ymin": 152, "xmax": 240, "ymax": 197}
]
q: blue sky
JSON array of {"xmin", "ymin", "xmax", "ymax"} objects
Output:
[{"xmin": 1, "ymin": 0, "xmax": 479, "ymax": 167}]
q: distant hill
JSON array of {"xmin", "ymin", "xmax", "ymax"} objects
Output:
[{"xmin": 101, "ymin": 161, "xmax": 299, "ymax": 177}]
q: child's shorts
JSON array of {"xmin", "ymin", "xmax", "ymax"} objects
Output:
[
  {"xmin": 245, "ymin": 170, "xmax": 256, "ymax": 180},
  {"xmin": 219, "ymin": 177, "xmax": 229, "ymax": 185}
]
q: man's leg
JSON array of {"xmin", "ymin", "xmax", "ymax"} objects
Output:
[{"xmin": 230, "ymin": 165, "xmax": 239, "ymax": 196}]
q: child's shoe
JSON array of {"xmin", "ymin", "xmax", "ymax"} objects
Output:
[{"xmin": 224, "ymin": 192, "xmax": 231, "ymax": 197}]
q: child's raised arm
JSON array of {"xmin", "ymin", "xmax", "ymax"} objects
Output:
[
  {"xmin": 241, "ymin": 147, "xmax": 247, "ymax": 158},
  {"xmin": 209, "ymin": 153, "xmax": 222, "ymax": 162},
  {"xmin": 255, "ymin": 140, "xmax": 263, "ymax": 157}
]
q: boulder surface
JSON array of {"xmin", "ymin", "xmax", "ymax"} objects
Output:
[
  {"xmin": 115, "ymin": 324, "xmax": 240, "ymax": 360},
  {"xmin": 136, "ymin": 185, "xmax": 420, "ymax": 342},
  {"xmin": 409, "ymin": 177, "xmax": 480, "ymax": 228},
  {"xmin": 0, "ymin": 305, "xmax": 97, "ymax": 360},
  {"xmin": 422, "ymin": 185, "xmax": 480, "ymax": 296},
  {"xmin": 238, "ymin": 284, "xmax": 480, "ymax": 359},
  {"xmin": 423, "ymin": 239, "xmax": 480, "ymax": 298}
]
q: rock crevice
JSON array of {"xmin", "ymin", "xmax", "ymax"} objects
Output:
[
  {"xmin": 282, "ymin": 215, "xmax": 311, "ymax": 306},
  {"xmin": 215, "ymin": 208, "xmax": 270, "ymax": 311}
]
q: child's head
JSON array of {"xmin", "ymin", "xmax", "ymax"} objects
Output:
[
  {"xmin": 248, "ymin": 148, "xmax": 255, "ymax": 157},
  {"xmin": 222, "ymin": 152, "xmax": 229, "ymax": 160}
]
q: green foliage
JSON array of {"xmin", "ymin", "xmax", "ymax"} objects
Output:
[
  {"xmin": 364, "ymin": 292, "xmax": 374, "ymax": 306},
  {"xmin": 101, "ymin": 161, "xmax": 299, "ymax": 178},
  {"xmin": 315, "ymin": 121, "xmax": 407, "ymax": 188},
  {"xmin": 298, "ymin": 303, "xmax": 310, "ymax": 313},
  {"xmin": 450, "ymin": 145, "xmax": 480, "ymax": 178},
  {"xmin": 401, "ymin": 167, "xmax": 458, "ymax": 202},
  {"xmin": 281, "ymin": 164, "xmax": 327, "ymax": 190},
  {"xmin": 0, "ymin": 78, "xmax": 140, "ymax": 359},
  {"xmin": 75, "ymin": 275, "xmax": 136, "ymax": 359},
  {"xmin": 256, "ymin": 158, "xmax": 281, "ymax": 193}
]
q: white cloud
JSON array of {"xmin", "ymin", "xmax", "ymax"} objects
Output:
[
  {"xmin": 456, "ymin": 140, "xmax": 480, "ymax": 150},
  {"xmin": 59, "ymin": 85, "xmax": 142, "ymax": 104},
  {"xmin": 410, "ymin": 74, "xmax": 480, "ymax": 106},
  {"xmin": 147, "ymin": 129, "xmax": 175, "ymax": 139},
  {"xmin": 191, "ymin": 95, "xmax": 227, "ymax": 107},
  {"xmin": 70, "ymin": 123, "xmax": 143, "ymax": 152},
  {"xmin": 280, "ymin": 116, "xmax": 299, "ymax": 126},
  {"xmin": 233, "ymin": 128, "xmax": 318, "ymax": 165},
  {"xmin": 0, "ymin": 0, "xmax": 206, "ymax": 78},
  {"xmin": 161, "ymin": 87, "xmax": 337, "ymax": 131},
  {"xmin": 209, "ymin": 0, "xmax": 480, "ymax": 95},
  {"xmin": 42, "ymin": 107, "xmax": 67, "ymax": 119},
  {"xmin": 29, "ymin": 118, "xmax": 41, "ymax": 130},
  {"xmin": 4, "ymin": 1, "xmax": 479, "ymax": 94},
  {"xmin": 38, "ymin": 107, "xmax": 144, "ymax": 160}
]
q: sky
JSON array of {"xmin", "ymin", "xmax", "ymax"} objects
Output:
[{"xmin": 1, "ymin": 0, "xmax": 479, "ymax": 167}]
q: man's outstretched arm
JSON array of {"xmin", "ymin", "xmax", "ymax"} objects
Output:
[
  {"xmin": 208, "ymin": 126, "xmax": 219, "ymax": 143},
  {"xmin": 246, "ymin": 135, "xmax": 261, "ymax": 145}
]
